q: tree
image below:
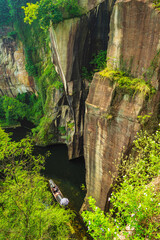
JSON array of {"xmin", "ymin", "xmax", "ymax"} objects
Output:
[
  {"xmin": 0, "ymin": 169, "xmax": 74, "ymax": 240},
  {"xmin": 0, "ymin": 127, "xmax": 75, "ymax": 239},
  {"xmin": 0, "ymin": 93, "xmax": 43, "ymax": 126},
  {"xmin": 22, "ymin": 0, "xmax": 83, "ymax": 30},
  {"xmin": 2, "ymin": 95, "xmax": 28, "ymax": 125}
]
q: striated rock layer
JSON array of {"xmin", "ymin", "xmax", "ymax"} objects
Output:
[
  {"xmin": 83, "ymin": 0, "xmax": 160, "ymax": 210},
  {"xmin": 84, "ymin": 73, "xmax": 144, "ymax": 209},
  {"xmin": 107, "ymin": 0, "xmax": 160, "ymax": 82},
  {"xmin": 0, "ymin": 27, "xmax": 35, "ymax": 96},
  {"xmin": 49, "ymin": 0, "xmax": 114, "ymax": 159}
]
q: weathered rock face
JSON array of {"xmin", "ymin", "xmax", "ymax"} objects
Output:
[
  {"xmin": 83, "ymin": 0, "xmax": 160, "ymax": 210},
  {"xmin": 79, "ymin": 0, "xmax": 106, "ymax": 11},
  {"xmin": 50, "ymin": 0, "xmax": 114, "ymax": 159},
  {"xmin": 84, "ymin": 73, "xmax": 146, "ymax": 209},
  {"xmin": 107, "ymin": 0, "xmax": 160, "ymax": 81},
  {"xmin": 0, "ymin": 27, "xmax": 35, "ymax": 96}
]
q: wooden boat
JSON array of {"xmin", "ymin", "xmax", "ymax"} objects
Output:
[{"xmin": 48, "ymin": 179, "xmax": 69, "ymax": 206}]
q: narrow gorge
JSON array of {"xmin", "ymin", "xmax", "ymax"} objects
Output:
[{"xmin": 0, "ymin": 0, "xmax": 160, "ymax": 215}]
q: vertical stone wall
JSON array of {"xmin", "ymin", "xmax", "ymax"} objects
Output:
[
  {"xmin": 50, "ymin": 0, "xmax": 113, "ymax": 159},
  {"xmin": 0, "ymin": 27, "xmax": 35, "ymax": 96},
  {"xmin": 83, "ymin": 0, "xmax": 160, "ymax": 210}
]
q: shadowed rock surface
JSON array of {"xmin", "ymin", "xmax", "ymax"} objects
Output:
[{"xmin": 49, "ymin": 0, "xmax": 114, "ymax": 159}]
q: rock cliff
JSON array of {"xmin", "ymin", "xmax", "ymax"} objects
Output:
[
  {"xmin": 49, "ymin": 0, "xmax": 114, "ymax": 158},
  {"xmin": 1, "ymin": 0, "xmax": 160, "ymax": 211},
  {"xmin": 0, "ymin": 27, "xmax": 35, "ymax": 96},
  {"xmin": 83, "ymin": 0, "xmax": 160, "ymax": 210},
  {"xmin": 83, "ymin": 72, "xmax": 160, "ymax": 210},
  {"xmin": 107, "ymin": 0, "xmax": 160, "ymax": 84}
]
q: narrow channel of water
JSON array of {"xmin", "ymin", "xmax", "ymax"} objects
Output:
[{"xmin": 5, "ymin": 127, "xmax": 86, "ymax": 211}]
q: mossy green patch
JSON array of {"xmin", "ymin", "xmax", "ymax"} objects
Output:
[
  {"xmin": 32, "ymin": 115, "xmax": 54, "ymax": 145},
  {"xmin": 152, "ymin": 0, "xmax": 160, "ymax": 10},
  {"xmin": 100, "ymin": 68, "xmax": 156, "ymax": 96}
]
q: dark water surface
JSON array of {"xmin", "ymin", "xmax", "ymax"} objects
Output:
[
  {"xmin": 5, "ymin": 127, "xmax": 88, "ymax": 239},
  {"xmin": 5, "ymin": 127, "xmax": 86, "ymax": 211}
]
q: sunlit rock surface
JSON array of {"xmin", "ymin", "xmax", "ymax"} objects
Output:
[
  {"xmin": 83, "ymin": 73, "xmax": 145, "ymax": 209},
  {"xmin": 0, "ymin": 27, "xmax": 35, "ymax": 96},
  {"xmin": 79, "ymin": 0, "xmax": 105, "ymax": 11},
  {"xmin": 107, "ymin": 0, "xmax": 160, "ymax": 81}
]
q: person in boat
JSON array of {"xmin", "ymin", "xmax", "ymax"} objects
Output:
[{"xmin": 53, "ymin": 186, "xmax": 58, "ymax": 193}]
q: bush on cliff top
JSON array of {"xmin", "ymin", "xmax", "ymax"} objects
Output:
[
  {"xmin": 82, "ymin": 127, "xmax": 160, "ymax": 239},
  {"xmin": 22, "ymin": 0, "xmax": 83, "ymax": 29}
]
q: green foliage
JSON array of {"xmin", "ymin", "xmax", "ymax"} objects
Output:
[
  {"xmin": 137, "ymin": 113, "xmax": 152, "ymax": 126},
  {"xmin": 0, "ymin": 0, "xmax": 11, "ymax": 26},
  {"xmin": 22, "ymin": 0, "xmax": 83, "ymax": 29},
  {"xmin": 7, "ymin": 30, "xmax": 17, "ymax": 39},
  {"xmin": 2, "ymin": 95, "xmax": 29, "ymax": 125},
  {"xmin": 0, "ymin": 96, "xmax": 5, "ymax": 119},
  {"xmin": 59, "ymin": 121, "xmax": 74, "ymax": 144},
  {"xmin": 0, "ymin": 127, "xmax": 74, "ymax": 240},
  {"xmin": 52, "ymin": 80, "xmax": 64, "ymax": 89},
  {"xmin": 81, "ymin": 67, "xmax": 93, "ymax": 81},
  {"xmin": 0, "ymin": 127, "xmax": 45, "ymax": 176},
  {"xmin": 81, "ymin": 50, "xmax": 107, "ymax": 81},
  {"xmin": 80, "ymin": 184, "xmax": 86, "ymax": 191},
  {"xmin": 22, "ymin": 2, "xmax": 39, "ymax": 24},
  {"xmin": 90, "ymin": 50, "xmax": 107, "ymax": 71},
  {"xmin": 25, "ymin": 47, "xmax": 38, "ymax": 77},
  {"xmin": 1, "ymin": 172, "xmax": 73, "ymax": 240},
  {"xmin": 38, "ymin": 61, "xmax": 63, "ymax": 107},
  {"xmin": 82, "ymin": 197, "xmax": 117, "ymax": 240},
  {"xmin": 0, "ymin": 93, "xmax": 43, "ymax": 126},
  {"xmin": 152, "ymin": 0, "xmax": 160, "ymax": 10},
  {"xmin": 100, "ymin": 68, "xmax": 156, "ymax": 96},
  {"xmin": 58, "ymin": 126, "xmax": 67, "ymax": 135},
  {"xmin": 31, "ymin": 115, "xmax": 54, "ymax": 145},
  {"xmin": 82, "ymin": 127, "xmax": 160, "ymax": 239},
  {"xmin": 7, "ymin": 0, "xmax": 37, "ymax": 22}
]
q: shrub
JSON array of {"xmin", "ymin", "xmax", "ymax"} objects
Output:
[
  {"xmin": 152, "ymin": 0, "xmax": 160, "ymax": 10},
  {"xmin": 22, "ymin": 0, "xmax": 83, "ymax": 29},
  {"xmin": 0, "ymin": 93, "xmax": 43, "ymax": 127},
  {"xmin": 81, "ymin": 50, "xmax": 107, "ymax": 81},
  {"xmin": 90, "ymin": 50, "xmax": 107, "ymax": 71}
]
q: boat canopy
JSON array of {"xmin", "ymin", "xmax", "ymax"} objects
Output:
[{"xmin": 60, "ymin": 198, "xmax": 69, "ymax": 206}]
